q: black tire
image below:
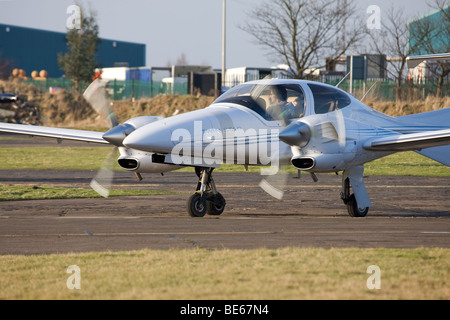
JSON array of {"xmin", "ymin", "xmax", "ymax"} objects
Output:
[
  {"xmin": 207, "ymin": 192, "xmax": 226, "ymax": 216},
  {"xmin": 346, "ymin": 194, "xmax": 369, "ymax": 217},
  {"xmin": 187, "ymin": 193, "xmax": 207, "ymax": 217}
]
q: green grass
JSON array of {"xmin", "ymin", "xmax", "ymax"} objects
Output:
[
  {"xmin": 0, "ymin": 146, "xmax": 114, "ymax": 170},
  {"xmin": 0, "ymin": 147, "xmax": 447, "ymax": 201},
  {"xmin": 0, "ymin": 184, "xmax": 179, "ymax": 201},
  {"xmin": 211, "ymin": 150, "xmax": 450, "ymax": 176},
  {"xmin": 0, "ymin": 247, "xmax": 448, "ymax": 300},
  {"xmin": 0, "ymin": 146, "xmax": 448, "ymax": 176},
  {"xmin": 364, "ymin": 151, "xmax": 450, "ymax": 176}
]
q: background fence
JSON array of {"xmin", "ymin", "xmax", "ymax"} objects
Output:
[
  {"xmin": 326, "ymin": 79, "xmax": 449, "ymax": 101},
  {"xmin": 26, "ymin": 77, "xmax": 448, "ymax": 102},
  {"xmin": 27, "ymin": 78, "xmax": 188, "ymax": 100}
]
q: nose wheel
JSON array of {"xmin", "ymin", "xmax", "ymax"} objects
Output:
[{"xmin": 186, "ymin": 167, "xmax": 226, "ymax": 217}]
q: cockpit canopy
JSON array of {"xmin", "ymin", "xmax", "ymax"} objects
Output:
[
  {"xmin": 213, "ymin": 81, "xmax": 352, "ymax": 121},
  {"xmin": 214, "ymin": 83, "xmax": 305, "ymax": 121}
]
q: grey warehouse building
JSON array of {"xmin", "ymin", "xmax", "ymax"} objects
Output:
[{"xmin": 0, "ymin": 23, "xmax": 146, "ymax": 78}]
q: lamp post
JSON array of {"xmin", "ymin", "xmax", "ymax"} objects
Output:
[{"xmin": 222, "ymin": 0, "xmax": 226, "ymax": 88}]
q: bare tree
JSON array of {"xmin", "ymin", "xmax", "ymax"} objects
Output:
[
  {"xmin": 367, "ymin": 6, "xmax": 428, "ymax": 101},
  {"xmin": 427, "ymin": 0, "xmax": 450, "ymax": 23},
  {"xmin": 176, "ymin": 53, "xmax": 188, "ymax": 65},
  {"xmin": 410, "ymin": 0, "xmax": 450, "ymax": 97},
  {"xmin": 240, "ymin": 0, "xmax": 364, "ymax": 79},
  {"xmin": 166, "ymin": 53, "xmax": 188, "ymax": 67}
]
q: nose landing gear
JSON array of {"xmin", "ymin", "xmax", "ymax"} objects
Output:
[{"xmin": 186, "ymin": 167, "xmax": 226, "ymax": 217}]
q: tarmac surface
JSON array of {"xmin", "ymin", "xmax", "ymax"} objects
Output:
[{"xmin": 0, "ymin": 136, "xmax": 449, "ymax": 254}]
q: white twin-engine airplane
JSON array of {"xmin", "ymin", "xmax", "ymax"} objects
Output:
[{"xmin": 1, "ymin": 59, "xmax": 449, "ymax": 218}]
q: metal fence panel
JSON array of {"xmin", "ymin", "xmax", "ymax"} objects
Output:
[{"xmin": 23, "ymin": 77, "xmax": 448, "ymax": 101}]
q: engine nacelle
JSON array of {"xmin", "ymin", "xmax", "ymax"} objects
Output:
[
  {"xmin": 291, "ymin": 154, "xmax": 345, "ymax": 172},
  {"xmin": 110, "ymin": 117, "xmax": 182, "ymax": 174}
]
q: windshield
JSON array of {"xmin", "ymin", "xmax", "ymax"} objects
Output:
[{"xmin": 214, "ymin": 83, "xmax": 305, "ymax": 121}]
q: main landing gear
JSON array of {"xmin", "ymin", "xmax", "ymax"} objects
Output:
[
  {"xmin": 186, "ymin": 167, "xmax": 226, "ymax": 217},
  {"xmin": 340, "ymin": 177, "xmax": 369, "ymax": 217}
]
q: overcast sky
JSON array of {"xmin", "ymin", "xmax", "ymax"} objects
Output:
[{"xmin": 0, "ymin": 0, "xmax": 435, "ymax": 69}]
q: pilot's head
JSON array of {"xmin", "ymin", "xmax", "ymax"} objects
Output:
[{"xmin": 270, "ymin": 86, "xmax": 287, "ymax": 103}]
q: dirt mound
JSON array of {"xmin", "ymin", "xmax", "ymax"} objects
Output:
[
  {"xmin": 113, "ymin": 94, "xmax": 215, "ymax": 122},
  {"xmin": 0, "ymin": 80, "xmax": 215, "ymax": 128},
  {"xmin": 39, "ymin": 89, "xmax": 97, "ymax": 126},
  {"xmin": 0, "ymin": 79, "xmax": 98, "ymax": 128},
  {"xmin": 0, "ymin": 79, "xmax": 448, "ymax": 129}
]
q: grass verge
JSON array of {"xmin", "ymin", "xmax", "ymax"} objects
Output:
[
  {"xmin": 0, "ymin": 146, "xmax": 448, "ymax": 176},
  {"xmin": 0, "ymin": 146, "xmax": 113, "ymax": 171},
  {"xmin": 0, "ymin": 185, "xmax": 179, "ymax": 201},
  {"xmin": 0, "ymin": 247, "xmax": 448, "ymax": 300}
]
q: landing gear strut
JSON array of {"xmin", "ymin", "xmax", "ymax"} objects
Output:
[
  {"xmin": 341, "ymin": 177, "xmax": 369, "ymax": 217},
  {"xmin": 186, "ymin": 167, "xmax": 226, "ymax": 217}
]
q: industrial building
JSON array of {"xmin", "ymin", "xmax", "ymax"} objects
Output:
[
  {"xmin": 0, "ymin": 23, "xmax": 146, "ymax": 78},
  {"xmin": 408, "ymin": 5, "xmax": 449, "ymax": 56},
  {"xmin": 407, "ymin": 5, "xmax": 449, "ymax": 83}
]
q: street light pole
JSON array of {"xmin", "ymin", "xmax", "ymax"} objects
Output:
[{"xmin": 222, "ymin": 0, "xmax": 226, "ymax": 88}]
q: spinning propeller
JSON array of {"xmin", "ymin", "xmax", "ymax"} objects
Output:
[
  {"xmin": 83, "ymin": 79, "xmax": 122, "ymax": 198},
  {"xmin": 83, "ymin": 79, "xmax": 119, "ymax": 128},
  {"xmin": 257, "ymin": 95, "xmax": 298, "ymax": 200},
  {"xmin": 259, "ymin": 94, "xmax": 347, "ymax": 200},
  {"xmin": 83, "ymin": 80, "xmax": 167, "ymax": 197}
]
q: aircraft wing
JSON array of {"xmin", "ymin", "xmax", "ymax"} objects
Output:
[
  {"xmin": 0, "ymin": 122, "xmax": 109, "ymax": 144},
  {"xmin": 363, "ymin": 129, "xmax": 450, "ymax": 152}
]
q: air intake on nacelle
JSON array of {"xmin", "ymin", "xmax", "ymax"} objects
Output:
[
  {"xmin": 291, "ymin": 157, "xmax": 315, "ymax": 170},
  {"xmin": 118, "ymin": 158, "xmax": 138, "ymax": 170}
]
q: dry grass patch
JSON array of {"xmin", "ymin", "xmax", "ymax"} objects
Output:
[
  {"xmin": 2, "ymin": 79, "xmax": 448, "ymax": 129},
  {"xmin": 364, "ymin": 95, "xmax": 450, "ymax": 117},
  {"xmin": 0, "ymin": 247, "xmax": 448, "ymax": 300}
]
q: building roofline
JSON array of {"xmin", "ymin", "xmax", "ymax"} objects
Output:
[
  {"xmin": 0, "ymin": 23, "xmax": 145, "ymax": 46},
  {"xmin": 407, "ymin": 4, "xmax": 449, "ymax": 25}
]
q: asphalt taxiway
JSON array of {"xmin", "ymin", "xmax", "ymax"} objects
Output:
[{"xmin": 1, "ymin": 167, "xmax": 449, "ymax": 254}]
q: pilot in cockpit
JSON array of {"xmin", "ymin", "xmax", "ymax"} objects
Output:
[{"xmin": 266, "ymin": 86, "xmax": 295, "ymax": 121}]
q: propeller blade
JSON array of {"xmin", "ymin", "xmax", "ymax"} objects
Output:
[
  {"xmin": 259, "ymin": 169, "xmax": 288, "ymax": 200},
  {"xmin": 259, "ymin": 143, "xmax": 292, "ymax": 200},
  {"xmin": 89, "ymin": 147, "xmax": 118, "ymax": 198},
  {"xmin": 333, "ymin": 109, "xmax": 346, "ymax": 147},
  {"xmin": 82, "ymin": 79, "xmax": 123, "ymax": 197},
  {"xmin": 83, "ymin": 79, "xmax": 119, "ymax": 128}
]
